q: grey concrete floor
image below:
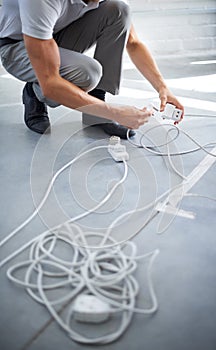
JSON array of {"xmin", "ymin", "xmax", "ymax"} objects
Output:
[{"xmin": 0, "ymin": 50, "xmax": 216, "ymax": 350}]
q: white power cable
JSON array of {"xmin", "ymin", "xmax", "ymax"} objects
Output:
[
  {"xmin": 127, "ymin": 123, "xmax": 216, "ymax": 157},
  {"xmin": 6, "ymin": 227, "xmax": 159, "ymax": 344},
  {"xmin": 1, "ymin": 171, "xmax": 182, "ymax": 271},
  {"xmin": 166, "ymin": 129, "xmax": 187, "ymax": 180},
  {"xmin": 0, "ymin": 160, "xmax": 128, "ymax": 268},
  {"xmin": 127, "ymin": 123, "xmax": 216, "ymax": 182},
  {"xmin": 2, "ymin": 154, "xmax": 195, "ymax": 271},
  {"xmin": 142, "ymin": 127, "xmax": 187, "ymax": 180},
  {"xmin": 1, "ymin": 138, "xmax": 160, "ymax": 344},
  {"xmin": 2, "ymin": 117, "xmax": 215, "ymax": 345},
  {"xmin": 0, "ymin": 145, "xmax": 127, "ymax": 248},
  {"xmin": 139, "ymin": 125, "xmax": 216, "ymax": 157}
]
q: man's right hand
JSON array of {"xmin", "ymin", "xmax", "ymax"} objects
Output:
[
  {"xmin": 112, "ymin": 105, "xmax": 153, "ymax": 129},
  {"xmin": 81, "ymin": 103, "xmax": 153, "ymax": 129}
]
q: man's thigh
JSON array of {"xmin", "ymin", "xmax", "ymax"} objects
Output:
[
  {"xmin": 0, "ymin": 41, "xmax": 37, "ymax": 82},
  {"xmin": 0, "ymin": 41, "xmax": 101, "ymax": 90}
]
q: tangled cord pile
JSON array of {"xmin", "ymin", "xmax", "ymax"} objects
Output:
[
  {"xmin": 2, "ymin": 118, "xmax": 216, "ymax": 344},
  {"xmin": 7, "ymin": 223, "xmax": 159, "ymax": 344}
]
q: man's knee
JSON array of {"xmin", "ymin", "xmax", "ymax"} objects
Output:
[
  {"xmin": 81, "ymin": 58, "xmax": 103, "ymax": 92},
  {"xmin": 105, "ymin": 0, "xmax": 131, "ymax": 28}
]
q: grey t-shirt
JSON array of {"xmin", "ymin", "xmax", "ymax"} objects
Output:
[{"xmin": 0, "ymin": 0, "xmax": 102, "ymax": 40}]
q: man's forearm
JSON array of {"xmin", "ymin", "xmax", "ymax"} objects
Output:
[
  {"xmin": 126, "ymin": 38, "xmax": 184, "ymax": 113},
  {"xmin": 43, "ymin": 74, "xmax": 153, "ymax": 129},
  {"xmin": 42, "ymin": 74, "xmax": 113, "ymax": 118},
  {"xmin": 127, "ymin": 40, "xmax": 167, "ymax": 93}
]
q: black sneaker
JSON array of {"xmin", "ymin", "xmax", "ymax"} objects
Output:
[
  {"xmin": 100, "ymin": 122, "xmax": 136, "ymax": 139},
  {"xmin": 22, "ymin": 82, "xmax": 50, "ymax": 134},
  {"xmin": 83, "ymin": 114, "xmax": 135, "ymax": 139}
]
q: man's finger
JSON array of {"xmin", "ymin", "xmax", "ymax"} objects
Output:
[{"xmin": 160, "ymin": 97, "xmax": 167, "ymax": 111}]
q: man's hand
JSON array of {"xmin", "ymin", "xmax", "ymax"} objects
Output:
[
  {"xmin": 81, "ymin": 103, "xmax": 153, "ymax": 129},
  {"xmin": 159, "ymin": 86, "xmax": 184, "ymax": 123},
  {"xmin": 113, "ymin": 106, "xmax": 153, "ymax": 129}
]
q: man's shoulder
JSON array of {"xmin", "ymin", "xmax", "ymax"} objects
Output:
[{"xmin": 18, "ymin": 0, "xmax": 63, "ymax": 40}]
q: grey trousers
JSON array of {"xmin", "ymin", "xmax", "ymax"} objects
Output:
[{"xmin": 0, "ymin": 0, "xmax": 131, "ymax": 108}]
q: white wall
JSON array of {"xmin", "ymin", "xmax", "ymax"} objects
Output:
[
  {"xmin": 0, "ymin": 0, "xmax": 215, "ymax": 57},
  {"xmin": 129, "ymin": 0, "xmax": 216, "ymax": 57}
]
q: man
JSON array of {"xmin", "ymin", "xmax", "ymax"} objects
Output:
[{"xmin": 0, "ymin": 0, "xmax": 184, "ymax": 139}]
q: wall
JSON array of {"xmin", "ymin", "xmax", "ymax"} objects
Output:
[
  {"xmin": 129, "ymin": 0, "xmax": 216, "ymax": 57},
  {"xmin": 0, "ymin": 0, "xmax": 215, "ymax": 57}
]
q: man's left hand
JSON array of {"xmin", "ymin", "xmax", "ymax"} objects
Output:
[{"xmin": 159, "ymin": 86, "xmax": 184, "ymax": 123}]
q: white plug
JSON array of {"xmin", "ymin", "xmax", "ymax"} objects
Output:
[
  {"xmin": 73, "ymin": 294, "xmax": 111, "ymax": 323},
  {"xmin": 108, "ymin": 136, "xmax": 129, "ymax": 162}
]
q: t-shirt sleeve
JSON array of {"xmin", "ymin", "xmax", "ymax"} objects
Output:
[{"xmin": 18, "ymin": 0, "xmax": 61, "ymax": 40}]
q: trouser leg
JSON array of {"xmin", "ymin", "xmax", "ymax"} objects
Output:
[{"xmin": 55, "ymin": 0, "xmax": 131, "ymax": 95}]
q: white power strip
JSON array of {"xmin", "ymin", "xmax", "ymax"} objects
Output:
[
  {"xmin": 148, "ymin": 103, "xmax": 182, "ymax": 122},
  {"xmin": 108, "ymin": 136, "xmax": 129, "ymax": 162},
  {"xmin": 73, "ymin": 294, "xmax": 111, "ymax": 323},
  {"xmin": 161, "ymin": 103, "xmax": 182, "ymax": 122}
]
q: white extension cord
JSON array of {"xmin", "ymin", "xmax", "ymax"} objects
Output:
[
  {"xmin": 0, "ymin": 144, "xmax": 128, "ymax": 249},
  {"xmin": 1, "ymin": 117, "xmax": 216, "ymax": 345},
  {"xmin": 127, "ymin": 122, "xmax": 216, "ymax": 181},
  {"xmin": 6, "ymin": 220, "xmax": 159, "ymax": 344},
  {"xmin": 1, "ymin": 137, "xmax": 159, "ymax": 345}
]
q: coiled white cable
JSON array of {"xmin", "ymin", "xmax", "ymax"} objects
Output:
[
  {"xmin": 0, "ymin": 139, "xmax": 160, "ymax": 344},
  {"xmin": 6, "ymin": 227, "xmax": 159, "ymax": 344},
  {"xmin": 3, "ymin": 119, "xmax": 215, "ymax": 344}
]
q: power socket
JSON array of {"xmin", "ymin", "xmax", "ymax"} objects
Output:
[
  {"xmin": 148, "ymin": 103, "xmax": 182, "ymax": 122},
  {"xmin": 73, "ymin": 294, "xmax": 111, "ymax": 323},
  {"xmin": 161, "ymin": 103, "xmax": 182, "ymax": 122}
]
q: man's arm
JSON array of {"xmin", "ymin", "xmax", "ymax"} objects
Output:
[
  {"xmin": 23, "ymin": 35, "xmax": 103, "ymax": 110},
  {"xmin": 23, "ymin": 35, "xmax": 152, "ymax": 129},
  {"xmin": 126, "ymin": 25, "xmax": 184, "ymax": 116}
]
